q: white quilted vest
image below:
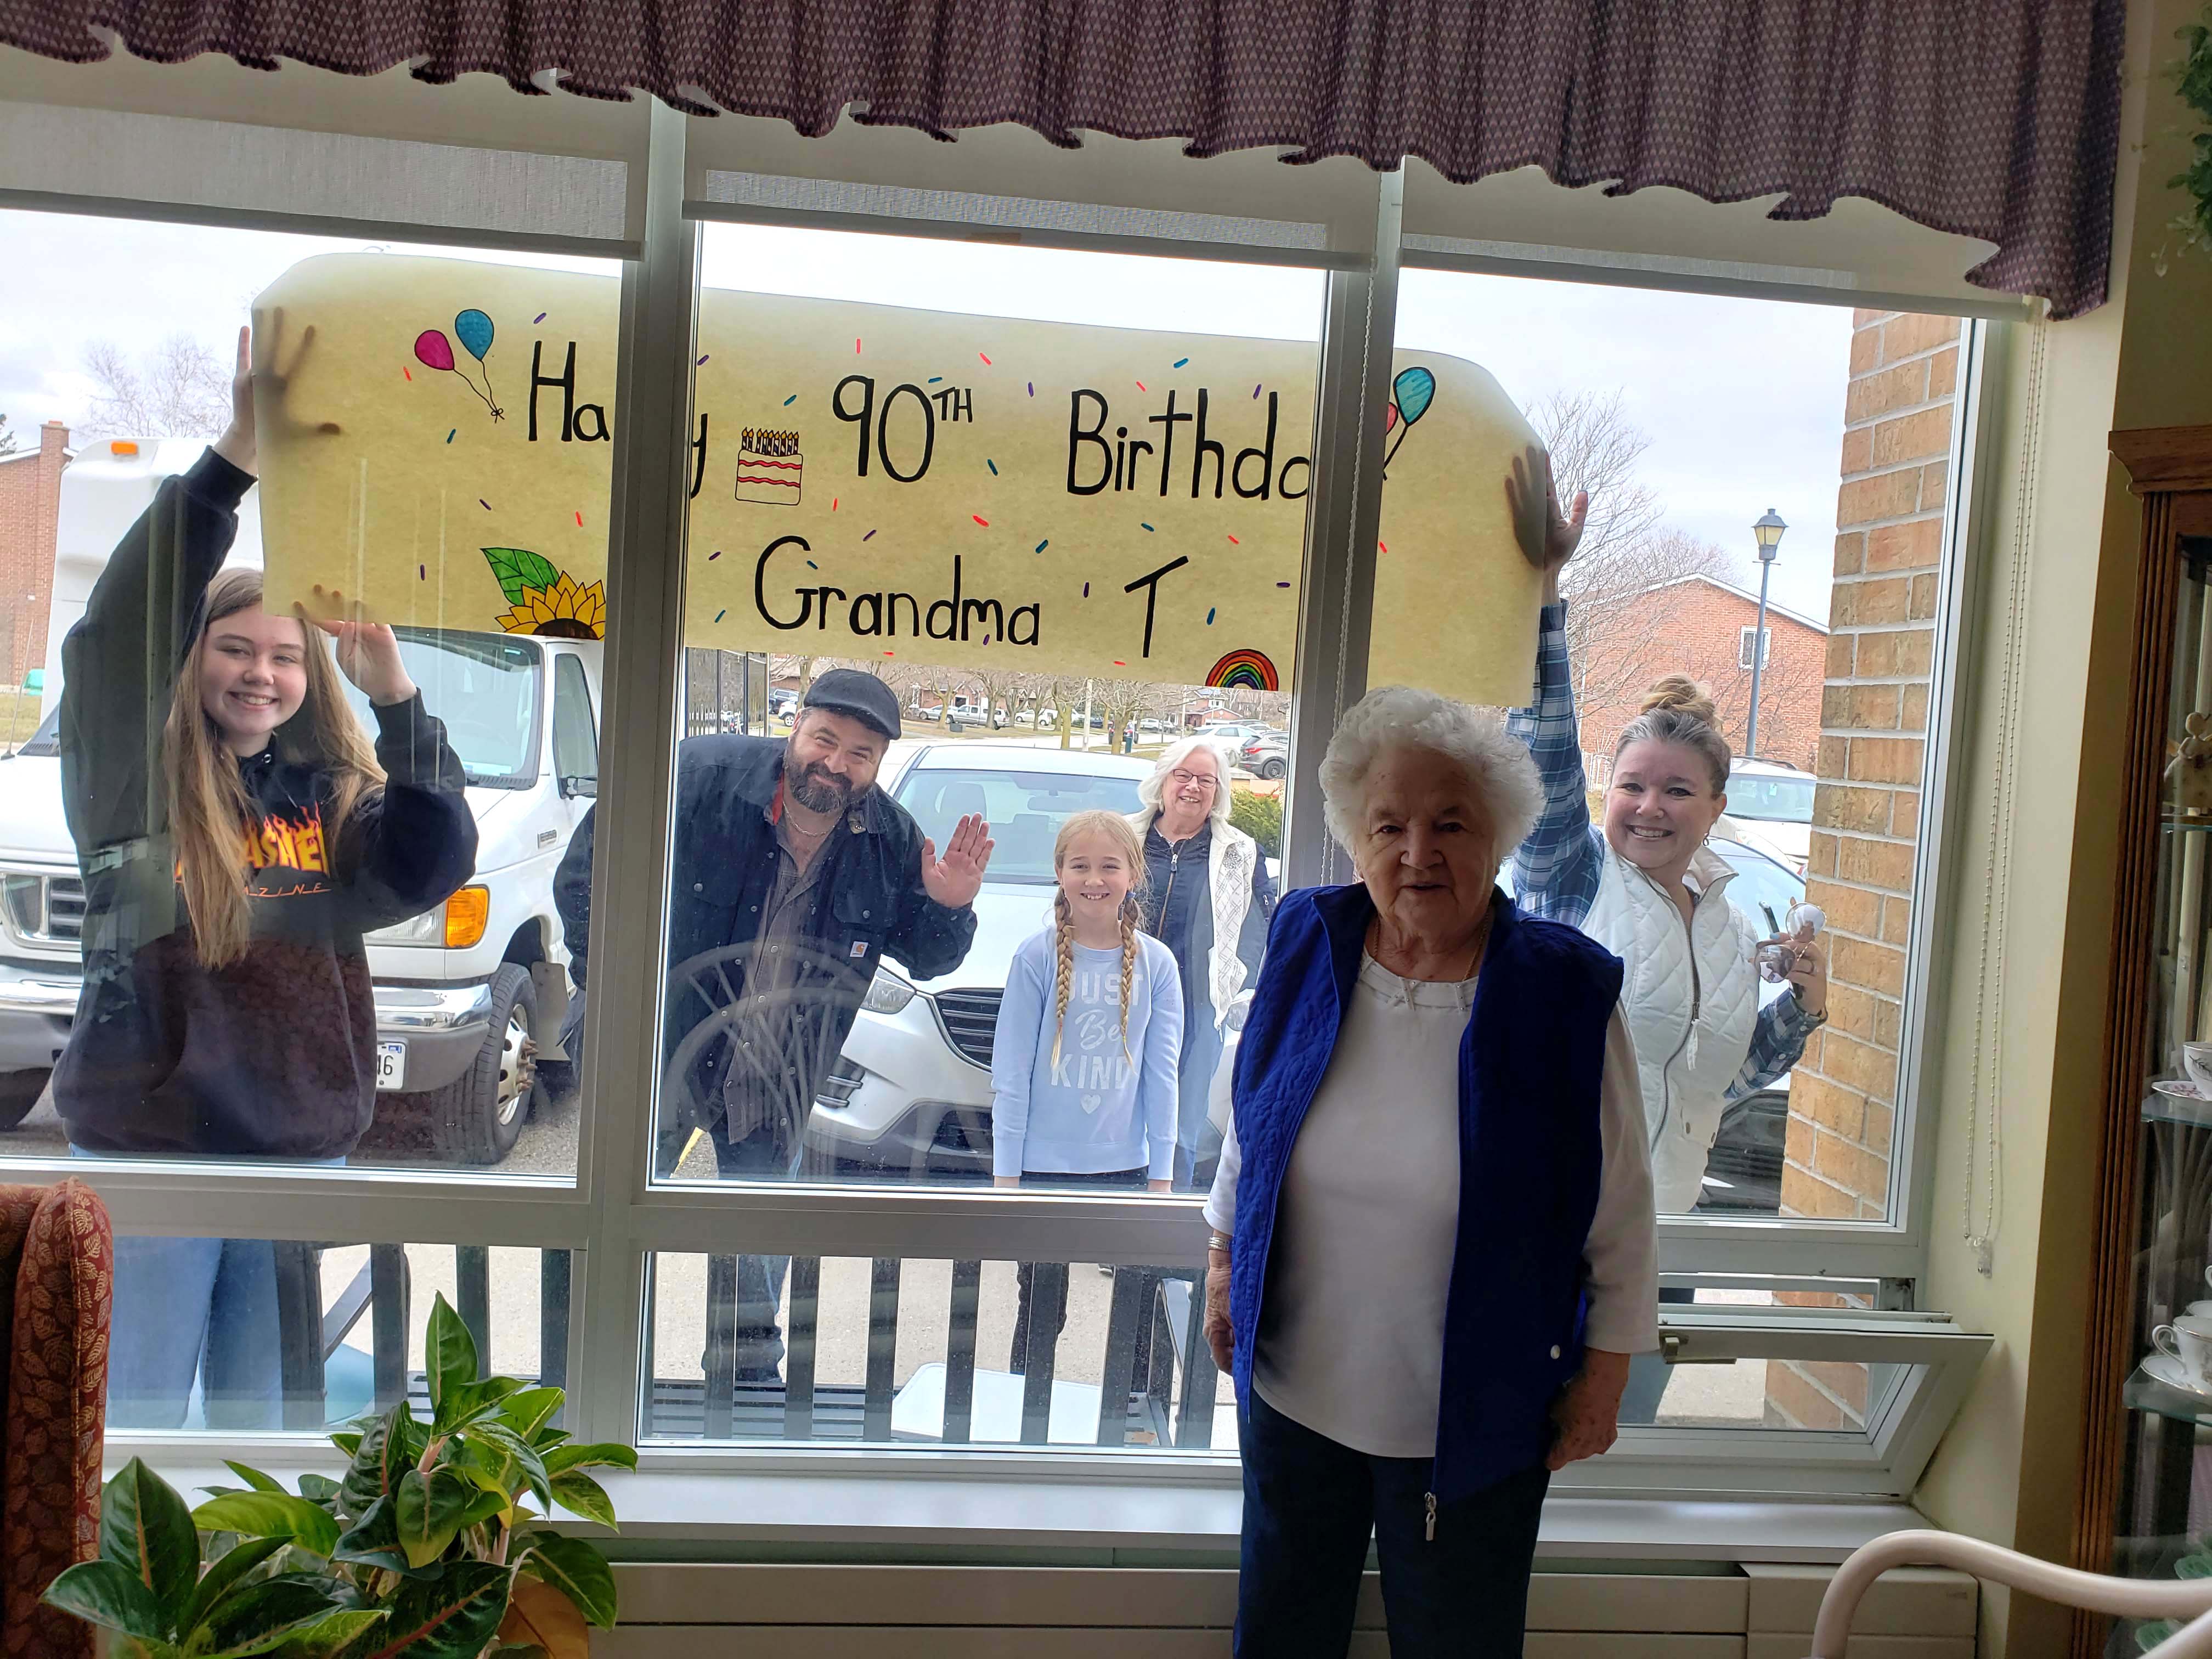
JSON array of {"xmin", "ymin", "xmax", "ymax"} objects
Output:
[
  {"xmin": 1580, "ymin": 839, "xmax": 1760, "ymax": 1213},
  {"xmin": 1131, "ymin": 812, "xmax": 1261, "ymax": 1030}
]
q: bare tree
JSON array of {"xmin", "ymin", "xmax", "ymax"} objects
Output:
[
  {"xmin": 1558, "ymin": 529, "xmax": 1731, "ymax": 751},
  {"xmin": 81, "ymin": 335, "xmax": 233, "ymax": 440},
  {"xmin": 1530, "ymin": 390, "xmax": 1664, "ymax": 572},
  {"xmin": 0, "ymin": 415, "xmax": 17, "ymax": 457}
]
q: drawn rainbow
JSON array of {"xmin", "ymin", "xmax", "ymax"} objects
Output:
[{"xmin": 1206, "ymin": 648, "xmax": 1279, "ymax": 692}]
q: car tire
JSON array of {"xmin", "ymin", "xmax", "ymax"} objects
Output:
[
  {"xmin": 1261, "ymin": 757, "xmax": 1288, "ymax": 780},
  {"xmin": 423, "ymin": 963, "xmax": 537, "ymax": 1165},
  {"xmin": 0, "ymin": 1068, "xmax": 48, "ymax": 1132}
]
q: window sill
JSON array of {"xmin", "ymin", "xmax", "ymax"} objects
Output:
[{"xmin": 120, "ymin": 1449, "xmax": 1926, "ymax": 1564}]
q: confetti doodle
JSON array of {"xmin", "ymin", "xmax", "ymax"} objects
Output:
[
  {"xmin": 1027, "ymin": 382, "xmax": 1035, "ymax": 397},
  {"xmin": 708, "ymin": 549, "xmax": 723, "ymax": 560},
  {"xmin": 1114, "ymin": 661, "xmax": 1126, "ymax": 667},
  {"xmin": 715, "ymin": 608, "xmax": 726, "ymax": 623},
  {"xmin": 1379, "ymin": 541, "xmax": 1388, "ymax": 553},
  {"xmin": 855, "ymin": 338, "xmax": 862, "ymax": 353},
  {"xmin": 1174, "ymin": 358, "xmax": 1190, "ymax": 369},
  {"xmin": 1252, "ymin": 384, "xmax": 1262, "ymax": 398},
  {"xmin": 973, "ymin": 515, "xmax": 990, "ymax": 527},
  {"xmin": 479, "ymin": 499, "xmax": 492, "ymax": 511},
  {"xmin": 697, "ymin": 354, "xmax": 710, "ymax": 365},
  {"xmin": 1035, "ymin": 540, "xmax": 1049, "ymax": 553},
  {"xmin": 782, "ymin": 393, "xmax": 797, "ymax": 406},
  {"xmin": 533, "ymin": 312, "xmax": 547, "ymax": 324},
  {"xmin": 574, "ymin": 511, "xmax": 584, "ymax": 527},
  {"xmin": 1207, "ymin": 648, "xmax": 1279, "ymax": 691},
  {"xmin": 1141, "ymin": 523, "xmax": 1156, "ymax": 532},
  {"xmin": 1276, "ymin": 581, "xmax": 1291, "ymax": 588},
  {"xmin": 883, "ymin": 649, "xmax": 895, "ymax": 656},
  {"xmin": 979, "ymin": 352, "xmax": 993, "ymax": 365},
  {"xmin": 832, "ymin": 498, "xmax": 838, "ymax": 510},
  {"xmin": 1227, "ymin": 535, "xmax": 1240, "ymax": 545},
  {"xmin": 988, "ymin": 459, "xmax": 999, "ymax": 475},
  {"xmin": 1137, "ymin": 381, "xmax": 1147, "ymax": 392},
  {"xmin": 419, "ymin": 565, "xmax": 426, "ymax": 580},
  {"xmin": 445, "ymin": 430, "xmax": 455, "ymax": 443},
  {"xmin": 807, "ymin": 560, "xmax": 819, "ymax": 569},
  {"xmin": 1207, "ymin": 607, "xmax": 1216, "ymax": 624},
  {"xmin": 404, "ymin": 368, "xmax": 412, "ymax": 381},
  {"xmin": 865, "ymin": 529, "xmax": 878, "ymax": 541},
  {"xmin": 1084, "ymin": 583, "xmax": 1091, "ymax": 597},
  {"xmin": 928, "ymin": 376, "xmax": 943, "ymax": 385}
]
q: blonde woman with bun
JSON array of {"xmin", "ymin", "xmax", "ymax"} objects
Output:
[{"xmin": 1504, "ymin": 452, "xmax": 1826, "ymax": 1422}]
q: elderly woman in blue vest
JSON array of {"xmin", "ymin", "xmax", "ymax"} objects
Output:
[
  {"xmin": 1503, "ymin": 450, "xmax": 1827, "ymax": 1425},
  {"xmin": 1131, "ymin": 735, "xmax": 1276, "ymax": 1189},
  {"xmin": 1201, "ymin": 687, "xmax": 1657, "ymax": 1659}
]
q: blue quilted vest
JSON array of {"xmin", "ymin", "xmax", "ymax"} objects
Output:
[{"xmin": 1228, "ymin": 882, "xmax": 1624, "ymax": 1503}]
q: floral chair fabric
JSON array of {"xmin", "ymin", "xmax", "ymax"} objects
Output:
[{"xmin": 0, "ymin": 1180, "xmax": 111, "ymax": 1659}]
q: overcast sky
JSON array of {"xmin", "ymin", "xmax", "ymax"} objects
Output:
[{"xmin": 0, "ymin": 207, "xmax": 1849, "ymax": 619}]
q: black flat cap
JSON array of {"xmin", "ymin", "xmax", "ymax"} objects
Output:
[{"xmin": 802, "ymin": 668, "xmax": 902, "ymax": 741}]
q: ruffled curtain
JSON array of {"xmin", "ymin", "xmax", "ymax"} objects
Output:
[{"xmin": 1, "ymin": 1, "xmax": 2125, "ymax": 315}]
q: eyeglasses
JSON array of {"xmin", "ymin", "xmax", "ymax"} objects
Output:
[{"xmin": 1167, "ymin": 769, "xmax": 1220, "ymax": 791}]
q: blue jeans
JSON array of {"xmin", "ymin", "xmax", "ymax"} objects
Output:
[
  {"xmin": 108, "ymin": 1235, "xmax": 282, "ymax": 1430},
  {"xmin": 1236, "ymin": 1389, "xmax": 1550, "ymax": 1658}
]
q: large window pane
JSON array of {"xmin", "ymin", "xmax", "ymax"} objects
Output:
[
  {"xmin": 593, "ymin": 223, "xmax": 1327, "ymax": 1201},
  {"xmin": 0, "ymin": 210, "xmax": 613, "ymax": 1182},
  {"xmin": 1395, "ymin": 270, "xmax": 1958, "ymax": 1231}
]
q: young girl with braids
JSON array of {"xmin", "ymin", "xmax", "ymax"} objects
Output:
[{"xmin": 990, "ymin": 811, "xmax": 1183, "ymax": 1368}]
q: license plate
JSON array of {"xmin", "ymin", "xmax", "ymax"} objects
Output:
[{"xmin": 375, "ymin": 1041, "xmax": 407, "ymax": 1092}]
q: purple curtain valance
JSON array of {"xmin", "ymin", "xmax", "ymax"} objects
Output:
[{"xmin": 2, "ymin": 0, "xmax": 2125, "ymax": 317}]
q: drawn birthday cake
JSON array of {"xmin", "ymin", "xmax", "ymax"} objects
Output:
[{"xmin": 736, "ymin": 427, "xmax": 803, "ymax": 506}]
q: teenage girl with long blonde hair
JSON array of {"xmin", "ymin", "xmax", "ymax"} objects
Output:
[
  {"xmin": 57, "ymin": 324, "xmax": 477, "ymax": 1427},
  {"xmin": 990, "ymin": 810, "xmax": 1183, "ymax": 1369}
]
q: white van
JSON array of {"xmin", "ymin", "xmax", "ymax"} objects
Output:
[{"xmin": 0, "ymin": 439, "xmax": 601, "ymax": 1164}]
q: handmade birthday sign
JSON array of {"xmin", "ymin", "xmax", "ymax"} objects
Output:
[{"xmin": 255, "ymin": 253, "xmax": 1544, "ymax": 702}]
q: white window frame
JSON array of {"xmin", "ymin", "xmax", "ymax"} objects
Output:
[
  {"xmin": 1739, "ymin": 624, "xmax": 1771, "ymax": 670},
  {"xmin": 16, "ymin": 99, "xmax": 1999, "ymax": 1497}
]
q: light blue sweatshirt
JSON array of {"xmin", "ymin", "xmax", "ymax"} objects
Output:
[{"xmin": 990, "ymin": 927, "xmax": 1183, "ymax": 1181}]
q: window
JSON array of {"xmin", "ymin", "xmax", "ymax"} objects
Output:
[
  {"xmin": 16, "ymin": 122, "xmax": 1987, "ymax": 1501},
  {"xmin": 1739, "ymin": 624, "xmax": 1771, "ymax": 669}
]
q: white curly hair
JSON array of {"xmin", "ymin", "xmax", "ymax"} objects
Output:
[
  {"xmin": 1136, "ymin": 735, "xmax": 1236, "ymax": 829},
  {"xmin": 1318, "ymin": 686, "xmax": 1543, "ymax": 855}
]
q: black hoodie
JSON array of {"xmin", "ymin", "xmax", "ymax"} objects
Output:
[{"xmin": 54, "ymin": 449, "xmax": 478, "ymax": 1159}]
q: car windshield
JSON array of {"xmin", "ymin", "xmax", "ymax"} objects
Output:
[
  {"xmin": 12, "ymin": 708, "xmax": 58, "ymax": 758},
  {"xmin": 1727, "ymin": 771, "xmax": 1816, "ymax": 823},
  {"xmin": 894, "ymin": 766, "xmax": 1144, "ymax": 885},
  {"xmin": 338, "ymin": 628, "xmax": 541, "ymax": 784},
  {"xmin": 1714, "ymin": 840, "xmax": 1806, "ymax": 936}
]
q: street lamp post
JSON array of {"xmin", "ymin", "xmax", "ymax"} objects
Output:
[{"xmin": 1745, "ymin": 508, "xmax": 1788, "ymax": 760}]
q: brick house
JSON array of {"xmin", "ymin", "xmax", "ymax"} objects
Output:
[
  {"xmin": 0, "ymin": 421, "xmax": 68, "ymax": 692},
  {"xmin": 1576, "ymin": 573, "xmax": 1828, "ymax": 777}
]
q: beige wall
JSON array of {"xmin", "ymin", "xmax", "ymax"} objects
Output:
[{"xmin": 1911, "ymin": 2, "xmax": 2212, "ymax": 1655}]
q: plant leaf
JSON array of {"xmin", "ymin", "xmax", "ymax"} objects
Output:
[
  {"xmin": 539, "ymin": 1443, "xmax": 636, "ymax": 1477},
  {"xmin": 425, "ymin": 1294, "xmax": 481, "ymax": 1427},
  {"xmin": 545, "ymin": 1471, "xmax": 616, "ymax": 1532},
  {"xmin": 191, "ymin": 1574, "xmax": 339, "ymax": 1656},
  {"xmin": 338, "ymin": 1403, "xmax": 416, "ymax": 1520},
  {"xmin": 296, "ymin": 1474, "xmax": 342, "ymax": 1508},
  {"xmin": 224, "ymin": 1463, "xmax": 288, "ymax": 1496},
  {"xmin": 515, "ymin": 1533, "xmax": 617, "ymax": 1629},
  {"xmin": 193, "ymin": 1494, "xmax": 342, "ymax": 1560},
  {"xmin": 329, "ymin": 1432, "xmax": 363, "ymax": 1459},
  {"xmin": 222, "ymin": 1606, "xmax": 387, "ymax": 1659},
  {"xmin": 329, "ymin": 1497, "xmax": 442, "ymax": 1582},
  {"xmin": 440, "ymin": 1375, "xmax": 527, "ymax": 1431},
  {"xmin": 467, "ymin": 1421, "xmax": 552, "ymax": 1510},
  {"xmin": 496, "ymin": 1388, "xmax": 563, "ymax": 1442},
  {"xmin": 393, "ymin": 1468, "xmax": 480, "ymax": 1569},
  {"xmin": 178, "ymin": 1536, "xmax": 289, "ymax": 1640},
  {"xmin": 101, "ymin": 1457, "xmax": 200, "ymax": 1616},
  {"xmin": 363, "ymin": 1560, "xmax": 512, "ymax": 1659},
  {"xmin": 529, "ymin": 1429, "xmax": 572, "ymax": 1452},
  {"xmin": 480, "ymin": 548, "xmax": 563, "ymax": 607},
  {"xmin": 496, "ymin": 1574, "xmax": 589, "ymax": 1658},
  {"xmin": 43, "ymin": 1558, "xmax": 171, "ymax": 1641}
]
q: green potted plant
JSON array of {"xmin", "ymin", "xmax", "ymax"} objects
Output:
[
  {"xmin": 43, "ymin": 1291, "xmax": 630, "ymax": 1657},
  {"xmin": 2162, "ymin": 12, "xmax": 2212, "ymax": 272}
]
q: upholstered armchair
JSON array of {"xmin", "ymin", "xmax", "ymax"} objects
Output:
[{"xmin": 0, "ymin": 1180, "xmax": 110, "ymax": 1659}]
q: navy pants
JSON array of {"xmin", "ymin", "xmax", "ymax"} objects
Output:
[{"xmin": 1236, "ymin": 1390, "xmax": 1550, "ymax": 1658}]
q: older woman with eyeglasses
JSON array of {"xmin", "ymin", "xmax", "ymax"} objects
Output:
[
  {"xmin": 1131, "ymin": 735, "xmax": 1277, "ymax": 1188},
  {"xmin": 1203, "ymin": 687, "xmax": 1656, "ymax": 1658}
]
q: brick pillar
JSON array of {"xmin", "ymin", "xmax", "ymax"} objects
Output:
[
  {"xmin": 1763, "ymin": 311, "xmax": 1957, "ymax": 1429},
  {"xmin": 0, "ymin": 421, "xmax": 69, "ymax": 698}
]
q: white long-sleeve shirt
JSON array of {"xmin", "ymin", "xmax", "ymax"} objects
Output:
[
  {"xmin": 990, "ymin": 928, "xmax": 1183, "ymax": 1181},
  {"xmin": 1204, "ymin": 957, "xmax": 1658, "ymax": 1458}
]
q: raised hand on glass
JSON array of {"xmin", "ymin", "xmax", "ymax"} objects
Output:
[
  {"xmin": 212, "ymin": 310, "xmax": 337, "ymax": 479},
  {"xmin": 302, "ymin": 588, "xmax": 417, "ymax": 708},
  {"xmin": 919, "ymin": 812, "xmax": 995, "ymax": 909},
  {"xmin": 1504, "ymin": 444, "xmax": 1590, "ymax": 602}
]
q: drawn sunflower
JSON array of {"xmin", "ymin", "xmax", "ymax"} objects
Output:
[{"xmin": 482, "ymin": 547, "xmax": 606, "ymax": 639}]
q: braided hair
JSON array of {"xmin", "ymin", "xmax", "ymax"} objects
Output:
[{"xmin": 1047, "ymin": 809, "xmax": 1149, "ymax": 1073}]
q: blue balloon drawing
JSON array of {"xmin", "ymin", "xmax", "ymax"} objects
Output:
[
  {"xmin": 454, "ymin": 309, "xmax": 495, "ymax": 362},
  {"xmin": 1384, "ymin": 365, "xmax": 1437, "ymax": 470}
]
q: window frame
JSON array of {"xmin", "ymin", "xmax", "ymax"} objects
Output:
[
  {"xmin": 1738, "ymin": 624, "xmax": 1771, "ymax": 670},
  {"xmin": 13, "ymin": 96, "xmax": 1997, "ymax": 1489}
]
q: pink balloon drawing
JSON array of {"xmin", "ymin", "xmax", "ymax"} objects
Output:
[
  {"xmin": 1384, "ymin": 400, "xmax": 1401, "ymax": 436},
  {"xmin": 413, "ymin": 322, "xmax": 503, "ymax": 421}
]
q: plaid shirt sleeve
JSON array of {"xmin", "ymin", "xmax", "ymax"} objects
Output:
[
  {"xmin": 1506, "ymin": 601, "xmax": 1604, "ymax": 928},
  {"xmin": 1726, "ymin": 991, "xmax": 1819, "ymax": 1101}
]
